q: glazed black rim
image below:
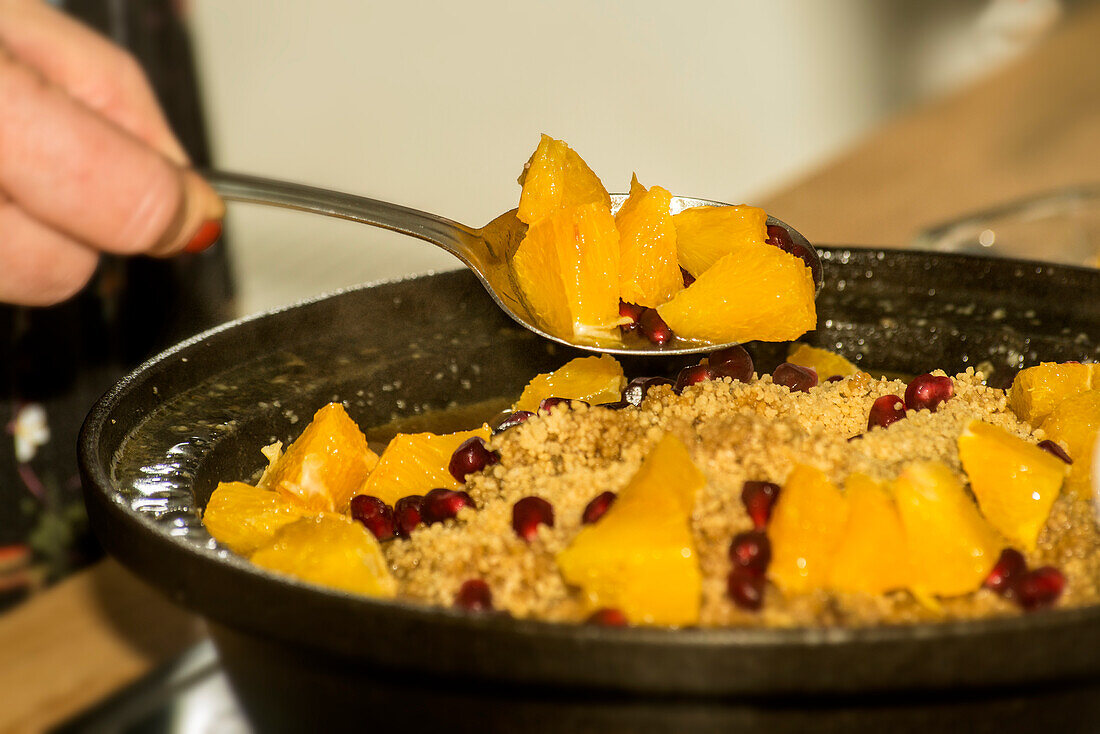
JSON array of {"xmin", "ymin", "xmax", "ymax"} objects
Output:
[{"xmin": 79, "ymin": 247, "xmax": 1100, "ymax": 654}]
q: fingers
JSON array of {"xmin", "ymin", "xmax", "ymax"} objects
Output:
[
  {"xmin": 0, "ymin": 0, "xmax": 188, "ymax": 164},
  {"xmin": 0, "ymin": 192, "xmax": 99, "ymax": 306},
  {"xmin": 0, "ymin": 49, "xmax": 224, "ymax": 257}
]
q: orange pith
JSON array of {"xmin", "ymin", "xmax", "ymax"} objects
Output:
[
  {"xmin": 656, "ymin": 245, "xmax": 816, "ymax": 344},
  {"xmin": 957, "ymin": 420, "xmax": 1068, "ymax": 551},
  {"xmin": 260, "ymin": 403, "xmax": 379, "ymax": 513},
  {"xmin": 249, "ymin": 514, "xmax": 397, "ymax": 597},
  {"xmin": 511, "ymin": 203, "xmax": 623, "ymax": 347},
  {"xmin": 514, "ymin": 355, "xmax": 626, "ymax": 413},
  {"xmin": 556, "ymin": 434, "xmax": 704, "ymax": 626},
  {"xmin": 517, "ymin": 134, "xmax": 611, "ymax": 225},
  {"xmin": 359, "ymin": 426, "xmax": 491, "ymax": 506},
  {"xmin": 203, "ymin": 481, "xmax": 308, "ymax": 555},
  {"xmin": 615, "ymin": 174, "xmax": 682, "ymax": 308},
  {"xmin": 672, "ymin": 204, "xmax": 768, "ymax": 277}
]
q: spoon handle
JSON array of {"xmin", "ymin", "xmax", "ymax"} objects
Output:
[{"xmin": 199, "ymin": 169, "xmax": 478, "ymax": 257}]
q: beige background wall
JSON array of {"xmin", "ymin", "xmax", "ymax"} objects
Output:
[{"xmin": 188, "ymin": 0, "xmax": 1054, "ymax": 315}]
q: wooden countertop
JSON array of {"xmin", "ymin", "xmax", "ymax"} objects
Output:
[{"xmin": 3, "ymin": 5, "xmax": 1099, "ymax": 732}]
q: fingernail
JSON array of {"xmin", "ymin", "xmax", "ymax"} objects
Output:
[{"xmin": 184, "ymin": 220, "xmax": 222, "ymax": 253}]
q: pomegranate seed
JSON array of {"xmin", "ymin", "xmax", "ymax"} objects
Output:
[
  {"xmin": 421, "ymin": 488, "xmax": 474, "ymax": 525},
  {"xmin": 349, "ymin": 495, "xmax": 396, "ymax": 541},
  {"xmin": 455, "ymin": 579, "xmax": 493, "ymax": 611},
  {"xmin": 393, "ymin": 495, "xmax": 424, "ymax": 537},
  {"xmin": 674, "ymin": 364, "xmax": 714, "ymax": 393},
  {"xmin": 826, "ymin": 375, "xmax": 844, "ymax": 383},
  {"xmin": 772, "ymin": 362, "xmax": 818, "ymax": 393},
  {"xmin": 727, "ymin": 567, "xmax": 766, "ymax": 611},
  {"xmin": 491, "ymin": 410, "xmax": 534, "ymax": 435},
  {"xmin": 623, "ymin": 376, "xmax": 675, "ymax": 406},
  {"xmin": 597, "ymin": 400, "xmax": 631, "ymax": 410},
  {"xmin": 680, "ymin": 267, "xmax": 696, "ymax": 287},
  {"xmin": 729, "ymin": 530, "xmax": 772, "ymax": 575},
  {"xmin": 766, "ymin": 224, "xmax": 822, "ymax": 289},
  {"xmin": 619, "ymin": 301, "xmax": 645, "ymax": 333},
  {"xmin": 512, "ymin": 496, "xmax": 554, "ymax": 541},
  {"xmin": 638, "ymin": 309, "xmax": 673, "ymax": 345},
  {"xmin": 984, "ymin": 548, "xmax": 1027, "ymax": 595},
  {"xmin": 448, "ymin": 437, "xmax": 500, "ymax": 483},
  {"xmin": 539, "ymin": 397, "xmax": 587, "ymax": 412},
  {"xmin": 586, "ymin": 607, "xmax": 628, "ymax": 626},
  {"xmin": 708, "ymin": 345, "xmax": 754, "ymax": 383},
  {"xmin": 742, "ymin": 481, "xmax": 780, "ymax": 529},
  {"xmin": 1037, "ymin": 439, "xmax": 1073, "ymax": 464},
  {"xmin": 904, "ymin": 374, "xmax": 955, "ymax": 412},
  {"xmin": 582, "ymin": 491, "xmax": 616, "ymax": 524},
  {"xmin": 1015, "ymin": 566, "xmax": 1066, "ymax": 611},
  {"xmin": 868, "ymin": 394, "xmax": 906, "ymax": 430}
]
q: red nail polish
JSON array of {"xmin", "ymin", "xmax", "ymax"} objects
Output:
[{"xmin": 184, "ymin": 220, "xmax": 222, "ymax": 253}]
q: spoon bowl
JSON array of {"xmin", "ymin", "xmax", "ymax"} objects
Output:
[{"xmin": 203, "ymin": 170, "xmax": 820, "ymax": 356}]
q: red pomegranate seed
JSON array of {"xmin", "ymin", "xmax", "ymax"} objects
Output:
[
  {"xmin": 421, "ymin": 488, "xmax": 474, "ymax": 525},
  {"xmin": 674, "ymin": 364, "xmax": 714, "ymax": 393},
  {"xmin": 349, "ymin": 495, "xmax": 396, "ymax": 541},
  {"xmin": 619, "ymin": 301, "xmax": 645, "ymax": 333},
  {"xmin": 582, "ymin": 491, "xmax": 617, "ymax": 524},
  {"xmin": 772, "ymin": 362, "xmax": 818, "ymax": 393},
  {"xmin": 742, "ymin": 481, "xmax": 780, "ymax": 529},
  {"xmin": 638, "ymin": 309, "xmax": 674, "ymax": 345},
  {"xmin": 623, "ymin": 376, "xmax": 675, "ymax": 406},
  {"xmin": 1015, "ymin": 566, "xmax": 1066, "ymax": 611},
  {"xmin": 729, "ymin": 530, "xmax": 772, "ymax": 575},
  {"xmin": 512, "ymin": 496, "xmax": 554, "ymax": 541},
  {"xmin": 597, "ymin": 400, "xmax": 631, "ymax": 410},
  {"xmin": 586, "ymin": 607, "xmax": 628, "ymax": 626},
  {"xmin": 448, "ymin": 436, "xmax": 500, "ymax": 483},
  {"xmin": 393, "ymin": 495, "xmax": 424, "ymax": 537},
  {"xmin": 455, "ymin": 579, "xmax": 493, "ymax": 611},
  {"xmin": 1037, "ymin": 439, "xmax": 1073, "ymax": 464},
  {"xmin": 539, "ymin": 397, "xmax": 588, "ymax": 412},
  {"xmin": 904, "ymin": 374, "xmax": 955, "ymax": 412},
  {"xmin": 766, "ymin": 224, "xmax": 823, "ymax": 289},
  {"xmin": 680, "ymin": 267, "xmax": 696, "ymax": 288},
  {"xmin": 826, "ymin": 375, "xmax": 845, "ymax": 383},
  {"xmin": 868, "ymin": 394, "xmax": 907, "ymax": 430},
  {"xmin": 709, "ymin": 345, "xmax": 754, "ymax": 383},
  {"xmin": 727, "ymin": 567, "xmax": 766, "ymax": 611},
  {"xmin": 491, "ymin": 410, "xmax": 534, "ymax": 435},
  {"xmin": 983, "ymin": 548, "xmax": 1027, "ymax": 595}
]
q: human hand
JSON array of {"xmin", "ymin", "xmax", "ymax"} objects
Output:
[{"xmin": 0, "ymin": 0, "xmax": 224, "ymax": 306}]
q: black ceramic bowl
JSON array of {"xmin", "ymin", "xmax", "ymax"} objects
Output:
[{"xmin": 80, "ymin": 249, "xmax": 1100, "ymax": 732}]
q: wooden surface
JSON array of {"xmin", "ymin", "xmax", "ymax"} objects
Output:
[{"xmin": 3, "ymin": 6, "xmax": 1100, "ymax": 733}]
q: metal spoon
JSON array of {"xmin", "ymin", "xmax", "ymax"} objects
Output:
[{"xmin": 202, "ymin": 170, "xmax": 821, "ymax": 357}]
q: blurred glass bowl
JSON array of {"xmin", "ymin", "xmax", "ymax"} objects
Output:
[{"xmin": 914, "ymin": 185, "xmax": 1100, "ymax": 268}]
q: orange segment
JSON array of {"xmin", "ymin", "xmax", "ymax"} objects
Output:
[
  {"xmin": 556, "ymin": 434, "xmax": 704, "ymax": 626},
  {"xmin": 787, "ymin": 344, "xmax": 863, "ymax": 381},
  {"xmin": 261, "ymin": 403, "xmax": 379, "ymax": 514},
  {"xmin": 767, "ymin": 465, "xmax": 848, "ymax": 594},
  {"xmin": 203, "ymin": 481, "xmax": 308, "ymax": 555},
  {"xmin": 829, "ymin": 474, "xmax": 910, "ymax": 594},
  {"xmin": 511, "ymin": 203, "xmax": 623, "ymax": 347},
  {"xmin": 672, "ymin": 204, "xmax": 768, "ymax": 277},
  {"xmin": 1041, "ymin": 388, "xmax": 1100, "ymax": 496},
  {"xmin": 360, "ymin": 426, "xmax": 491, "ymax": 506},
  {"xmin": 615, "ymin": 174, "xmax": 682, "ymax": 307},
  {"xmin": 893, "ymin": 461, "xmax": 1004, "ymax": 597},
  {"xmin": 656, "ymin": 245, "xmax": 816, "ymax": 344},
  {"xmin": 514, "ymin": 355, "xmax": 626, "ymax": 413},
  {"xmin": 957, "ymin": 421, "xmax": 1068, "ymax": 551},
  {"xmin": 249, "ymin": 514, "xmax": 397, "ymax": 598},
  {"xmin": 517, "ymin": 134, "xmax": 611, "ymax": 225},
  {"xmin": 1007, "ymin": 362, "xmax": 1100, "ymax": 426}
]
